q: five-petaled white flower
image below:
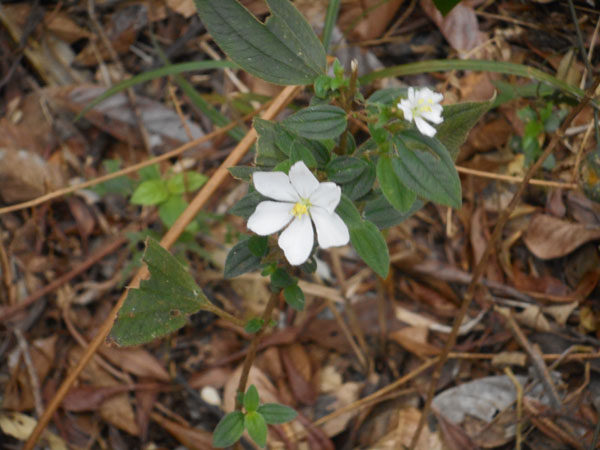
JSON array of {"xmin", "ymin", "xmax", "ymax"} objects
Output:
[
  {"xmin": 397, "ymin": 87, "xmax": 444, "ymax": 137},
  {"xmin": 247, "ymin": 161, "xmax": 350, "ymax": 266}
]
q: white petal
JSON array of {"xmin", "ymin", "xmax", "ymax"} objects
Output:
[
  {"xmin": 421, "ymin": 109, "xmax": 443, "ymax": 124},
  {"xmin": 414, "ymin": 117, "xmax": 437, "ymax": 137},
  {"xmin": 247, "ymin": 201, "xmax": 294, "ymax": 235},
  {"xmin": 309, "ymin": 182, "xmax": 341, "ymax": 214},
  {"xmin": 289, "ymin": 161, "xmax": 319, "ymax": 198},
  {"xmin": 398, "ymin": 100, "xmax": 413, "ymax": 122},
  {"xmin": 253, "ymin": 171, "xmax": 299, "ymax": 202},
  {"xmin": 278, "ymin": 214, "xmax": 314, "ymax": 265},
  {"xmin": 311, "ymin": 207, "xmax": 350, "ymax": 248},
  {"xmin": 407, "ymin": 87, "xmax": 415, "ymax": 102},
  {"xmin": 430, "ymin": 91, "xmax": 443, "ymax": 103}
]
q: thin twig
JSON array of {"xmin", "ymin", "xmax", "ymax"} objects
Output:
[
  {"xmin": 14, "ymin": 329, "xmax": 44, "ymax": 418},
  {"xmin": 456, "ymin": 166, "xmax": 579, "ymax": 190},
  {"xmin": 504, "ymin": 367, "xmax": 523, "ymax": 450},
  {"xmin": 23, "ymin": 85, "xmax": 301, "ymax": 450},
  {"xmin": 235, "ymin": 291, "xmax": 279, "ymax": 409},
  {"xmin": 408, "ymin": 76, "xmax": 600, "ymax": 449}
]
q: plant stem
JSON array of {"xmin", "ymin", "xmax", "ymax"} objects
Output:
[
  {"xmin": 202, "ymin": 302, "xmax": 245, "ymax": 327},
  {"xmin": 235, "ymin": 291, "xmax": 279, "ymax": 409}
]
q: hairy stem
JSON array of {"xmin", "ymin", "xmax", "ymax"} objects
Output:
[{"xmin": 235, "ymin": 291, "xmax": 279, "ymax": 409}]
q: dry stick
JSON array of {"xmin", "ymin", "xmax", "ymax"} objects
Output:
[
  {"xmin": 235, "ymin": 291, "xmax": 280, "ymax": 409},
  {"xmin": 24, "ymin": 85, "xmax": 301, "ymax": 449},
  {"xmin": 504, "ymin": 367, "xmax": 523, "ymax": 450},
  {"xmin": 408, "ymin": 76, "xmax": 600, "ymax": 450},
  {"xmin": 456, "ymin": 166, "xmax": 579, "ymax": 190},
  {"xmin": 14, "ymin": 328, "xmax": 44, "ymax": 418},
  {"xmin": 0, "ymin": 111, "xmax": 259, "ymax": 215},
  {"xmin": 0, "ymin": 236, "xmax": 128, "ymax": 322}
]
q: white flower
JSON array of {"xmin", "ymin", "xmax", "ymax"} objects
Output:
[
  {"xmin": 397, "ymin": 87, "xmax": 444, "ymax": 137},
  {"xmin": 247, "ymin": 161, "xmax": 350, "ymax": 266}
]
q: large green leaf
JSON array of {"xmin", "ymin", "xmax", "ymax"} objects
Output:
[
  {"xmin": 437, "ymin": 98, "xmax": 494, "ymax": 160},
  {"xmin": 195, "ymin": 0, "xmax": 326, "ymax": 85},
  {"xmin": 254, "ymin": 118, "xmax": 291, "ymax": 167},
  {"xmin": 433, "ymin": 0, "xmax": 461, "ymax": 15},
  {"xmin": 349, "ymin": 220, "xmax": 389, "ymax": 278},
  {"xmin": 376, "ymin": 154, "xmax": 416, "ymax": 212},
  {"xmin": 110, "ymin": 239, "xmax": 209, "ymax": 346},
  {"xmin": 213, "ymin": 411, "xmax": 245, "ymax": 448},
  {"xmin": 392, "ymin": 131, "xmax": 462, "ymax": 209},
  {"xmin": 257, "ymin": 403, "xmax": 298, "ymax": 424},
  {"xmin": 282, "ymin": 105, "xmax": 347, "ymax": 140},
  {"xmin": 224, "ymin": 239, "xmax": 263, "ymax": 278},
  {"xmin": 363, "ymin": 190, "xmax": 424, "ymax": 229},
  {"xmin": 245, "ymin": 411, "xmax": 267, "ymax": 448}
]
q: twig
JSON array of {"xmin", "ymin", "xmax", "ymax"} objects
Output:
[
  {"xmin": 408, "ymin": 76, "xmax": 600, "ymax": 450},
  {"xmin": 504, "ymin": 367, "xmax": 523, "ymax": 450},
  {"xmin": 23, "ymin": 84, "xmax": 301, "ymax": 450},
  {"xmin": 0, "ymin": 236, "xmax": 16, "ymax": 305},
  {"xmin": 0, "ymin": 236, "xmax": 128, "ymax": 322},
  {"xmin": 235, "ymin": 291, "xmax": 279, "ymax": 409},
  {"xmin": 456, "ymin": 166, "xmax": 578, "ymax": 190},
  {"xmin": 14, "ymin": 328, "xmax": 44, "ymax": 418}
]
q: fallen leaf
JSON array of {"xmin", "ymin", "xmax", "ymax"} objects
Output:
[
  {"xmin": 524, "ymin": 214, "xmax": 600, "ymax": 259},
  {"xmin": 0, "ymin": 412, "xmax": 67, "ymax": 450},
  {"xmin": 101, "ymin": 346, "xmax": 170, "ymax": 382},
  {"xmin": 369, "ymin": 408, "xmax": 443, "ymax": 450},
  {"xmin": 151, "ymin": 412, "xmax": 212, "ymax": 450}
]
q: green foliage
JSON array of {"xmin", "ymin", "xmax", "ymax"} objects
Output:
[
  {"xmin": 110, "ymin": 239, "xmax": 210, "ymax": 346},
  {"xmin": 257, "ymin": 403, "xmax": 298, "ymax": 424},
  {"xmin": 376, "ymin": 154, "xmax": 416, "ymax": 213},
  {"xmin": 194, "ymin": 0, "xmax": 326, "ymax": 85},
  {"xmin": 130, "ymin": 179, "xmax": 169, "ymax": 205},
  {"xmin": 212, "ymin": 385, "xmax": 297, "ymax": 448},
  {"xmin": 213, "ymin": 411, "xmax": 245, "ymax": 448},
  {"xmin": 392, "ymin": 131, "xmax": 462, "ymax": 209},
  {"xmin": 244, "ymin": 318, "xmax": 264, "ymax": 333},
  {"xmin": 92, "ymin": 159, "xmax": 134, "ymax": 196},
  {"xmin": 244, "ymin": 385, "xmax": 260, "ymax": 412},
  {"xmin": 282, "ymin": 105, "xmax": 347, "ymax": 140},
  {"xmin": 224, "ymin": 238, "xmax": 263, "ymax": 278},
  {"xmin": 432, "ymin": 0, "xmax": 461, "ymax": 15},
  {"xmin": 283, "ymin": 284, "xmax": 305, "ymax": 311}
]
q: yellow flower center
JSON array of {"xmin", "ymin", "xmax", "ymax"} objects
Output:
[{"xmin": 291, "ymin": 199, "xmax": 311, "ymax": 218}]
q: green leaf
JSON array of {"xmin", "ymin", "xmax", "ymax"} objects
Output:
[
  {"xmin": 138, "ymin": 164, "xmax": 162, "ymax": 181},
  {"xmin": 366, "ymin": 87, "xmax": 408, "ymax": 106},
  {"xmin": 158, "ymin": 196, "xmax": 188, "ymax": 228},
  {"xmin": 335, "ymin": 194, "xmax": 362, "ymax": 226},
  {"xmin": 230, "ymin": 190, "xmax": 265, "ymax": 219},
  {"xmin": 326, "ymin": 156, "xmax": 367, "ymax": 184},
  {"xmin": 257, "ymin": 403, "xmax": 298, "ymax": 424},
  {"xmin": 245, "ymin": 318, "xmax": 264, "ymax": 333},
  {"xmin": 130, "ymin": 179, "xmax": 169, "ymax": 205},
  {"xmin": 290, "ymin": 140, "xmax": 318, "ymax": 168},
  {"xmin": 270, "ymin": 268, "xmax": 296, "ymax": 289},
  {"xmin": 437, "ymin": 99, "xmax": 494, "ymax": 160},
  {"xmin": 342, "ymin": 159, "xmax": 375, "ymax": 200},
  {"xmin": 433, "ymin": 0, "xmax": 461, "ymax": 15},
  {"xmin": 248, "ymin": 235, "xmax": 268, "ymax": 258},
  {"xmin": 283, "ymin": 284, "xmax": 305, "ymax": 311},
  {"xmin": 363, "ymin": 190, "xmax": 423, "ymax": 229},
  {"xmin": 254, "ymin": 118, "xmax": 290, "ymax": 167},
  {"xmin": 349, "ymin": 220, "xmax": 389, "ymax": 278},
  {"xmin": 194, "ymin": 0, "xmax": 326, "ymax": 85},
  {"xmin": 224, "ymin": 239, "xmax": 263, "ymax": 279},
  {"xmin": 166, "ymin": 172, "xmax": 208, "ymax": 195},
  {"xmin": 244, "ymin": 385, "xmax": 260, "ymax": 412},
  {"xmin": 376, "ymin": 154, "xmax": 416, "ymax": 212},
  {"xmin": 244, "ymin": 411, "xmax": 268, "ymax": 448},
  {"xmin": 228, "ymin": 166, "xmax": 258, "ymax": 181},
  {"xmin": 213, "ymin": 411, "xmax": 245, "ymax": 448},
  {"xmin": 282, "ymin": 105, "xmax": 347, "ymax": 140},
  {"xmin": 110, "ymin": 239, "xmax": 209, "ymax": 346},
  {"xmin": 393, "ymin": 131, "xmax": 462, "ymax": 209},
  {"xmin": 348, "ymin": 221, "xmax": 390, "ymax": 278},
  {"xmin": 92, "ymin": 159, "xmax": 134, "ymax": 196}
]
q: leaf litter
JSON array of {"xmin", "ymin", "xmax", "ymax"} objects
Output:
[{"xmin": 1, "ymin": 1, "xmax": 600, "ymax": 449}]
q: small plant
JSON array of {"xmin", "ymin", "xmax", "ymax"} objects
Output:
[
  {"xmin": 107, "ymin": 0, "xmax": 493, "ymax": 447},
  {"xmin": 213, "ymin": 385, "xmax": 297, "ymax": 448},
  {"xmin": 514, "ymin": 101, "xmax": 567, "ymax": 169}
]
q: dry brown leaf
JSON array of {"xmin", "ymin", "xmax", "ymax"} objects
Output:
[
  {"xmin": 0, "ymin": 412, "xmax": 67, "ymax": 450},
  {"xmin": 151, "ymin": 412, "xmax": 212, "ymax": 450},
  {"xmin": 524, "ymin": 214, "xmax": 600, "ymax": 259},
  {"xmin": 369, "ymin": 408, "xmax": 443, "ymax": 450},
  {"xmin": 421, "ymin": 0, "xmax": 484, "ymax": 53},
  {"xmin": 388, "ymin": 326, "xmax": 441, "ymax": 356},
  {"xmin": 515, "ymin": 305, "xmax": 553, "ymax": 332},
  {"xmin": 101, "ymin": 346, "xmax": 170, "ymax": 382},
  {"xmin": 319, "ymin": 382, "xmax": 361, "ymax": 438}
]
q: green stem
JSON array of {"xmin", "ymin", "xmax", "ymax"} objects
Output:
[
  {"xmin": 202, "ymin": 301, "xmax": 245, "ymax": 327},
  {"xmin": 235, "ymin": 291, "xmax": 279, "ymax": 409}
]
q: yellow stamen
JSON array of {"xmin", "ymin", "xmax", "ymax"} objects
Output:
[{"xmin": 291, "ymin": 201, "xmax": 309, "ymax": 218}]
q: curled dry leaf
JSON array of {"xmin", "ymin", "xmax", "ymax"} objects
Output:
[
  {"xmin": 524, "ymin": 214, "xmax": 600, "ymax": 259},
  {"xmin": 101, "ymin": 347, "xmax": 170, "ymax": 382}
]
